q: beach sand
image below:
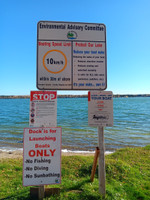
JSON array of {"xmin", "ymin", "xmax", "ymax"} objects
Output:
[
  {"xmin": 0, "ymin": 150, "xmax": 23, "ymax": 159},
  {"xmin": 0, "ymin": 150, "xmax": 95, "ymax": 159}
]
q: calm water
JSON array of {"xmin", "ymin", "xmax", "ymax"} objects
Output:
[{"xmin": 0, "ymin": 97, "xmax": 150, "ymax": 152}]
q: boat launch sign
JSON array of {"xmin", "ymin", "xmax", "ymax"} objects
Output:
[
  {"xmin": 88, "ymin": 91, "xmax": 113, "ymax": 127},
  {"xmin": 23, "ymin": 127, "xmax": 61, "ymax": 186},
  {"xmin": 37, "ymin": 21, "xmax": 107, "ymax": 90}
]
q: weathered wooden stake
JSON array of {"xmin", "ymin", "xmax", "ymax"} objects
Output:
[
  {"xmin": 91, "ymin": 147, "xmax": 100, "ymax": 182},
  {"xmin": 98, "ymin": 126, "xmax": 106, "ymax": 197},
  {"xmin": 38, "ymin": 185, "xmax": 45, "ymax": 200},
  {"xmin": 30, "ymin": 187, "xmax": 60, "ymax": 199}
]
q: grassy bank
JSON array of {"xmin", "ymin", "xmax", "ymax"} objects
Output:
[{"xmin": 0, "ymin": 146, "xmax": 150, "ymax": 200}]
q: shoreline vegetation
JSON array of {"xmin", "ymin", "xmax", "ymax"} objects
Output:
[
  {"xmin": 0, "ymin": 145, "xmax": 150, "ymax": 199},
  {"xmin": 0, "ymin": 94, "xmax": 150, "ymax": 99}
]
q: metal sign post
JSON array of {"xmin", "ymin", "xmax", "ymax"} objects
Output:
[{"xmin": 98, "ymin": 126, "xmax": 106, "ymax": 197}]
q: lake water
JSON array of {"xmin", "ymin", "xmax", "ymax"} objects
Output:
[{"xmin": 0, "ymin": 97, "xmax": 150, "ymax": 153}]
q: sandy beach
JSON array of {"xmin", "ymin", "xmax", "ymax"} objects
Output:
[{"xmin": 0, "ymin": 150, "xmax": 23, "ymax": 159}]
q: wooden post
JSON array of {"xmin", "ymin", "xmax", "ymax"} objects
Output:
[
  {"xmin": 30, "ymin": 187, "xmax": 60, "ymax": 198},
  {"xmin": 91, "ymin": 147, "xmax": 100, "ymax": 182},
  {"xmin": 38, "ymin": 185, "xmax": 45, "ymax": 200},
  {"xmin": 98, "ymin": 126, "xmax": 106, "ymax": 197}
]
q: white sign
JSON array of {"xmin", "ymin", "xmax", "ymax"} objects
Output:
[
  {"xmin": 37, "ymin": 21, "xmax": 107, "ymax": 90},
  {"xmin": 23, "ymin": 127, "xmax": 61, "ymax": 186},
  {"xmin": 29, "ymin": 91, "xmax": 57, "ymax": 127},
  {"xmin": 88, "ymin": 91, "xmax": 113, "ymax": 127}
]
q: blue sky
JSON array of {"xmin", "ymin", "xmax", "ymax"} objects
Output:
[{"xmin": 1, "ymin": 0, "xmax": 150, "ymax": 95}]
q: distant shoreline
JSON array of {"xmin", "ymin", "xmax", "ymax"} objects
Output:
[{"xmin": 0, "ymin": 94, "xmax": 150, "ymax": 99}]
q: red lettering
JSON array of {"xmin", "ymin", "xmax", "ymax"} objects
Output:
[
  {"xmin": 44, "ymin": 149, "xmax": 50, "ymax": 156},
  {"xmin": 49, "ymin": 149, "xmax": 56, "ymax": 156},
  {"xmin": 35, "ymin": 144, "xmax": 50, "ymax": 148},
  {"xmin": 37, "ymin": 150, "xmax": 43, "ymax": 157},
  {"xmin": 38, "ymin": 42, "xmax": 51, "ymax": 47},
  {"xmin": 28, "ymin": 149, "xmax": 56, "ymax": 157},
  {"xmin": 75, "ymin": 42, "xmax": 87, "ymax": 47},
  {"xmin": 63, "ymin": 42, "xmax": 71, "ymax": 46},
  {"xmin": 29, "ymin": 150, "xmax": 35, "ymax": 157},
  {"xmin": 29, "ymin": 130, "xmax": 32, "ymax": 134},
  {"xmin": 49, "ymin": 129, "xmax": 56, "ymax": 133},
  {"xmin": 29, "ymin": 129, "xmax": 42, "ymax": 134},
  {"xmin": 30, "ymin": 91, "xmax": 57, "ymax": 101},
  {"xmin": 95, "ymin": 43, "xmax": 102, "ymax": 47},
  {"xmin": 88, "ymin": 42, "xmax": 94, "ymax": 47},
  {"xmin": 52, "ymin": 42, "xmax": 62, "ymax": 47}
]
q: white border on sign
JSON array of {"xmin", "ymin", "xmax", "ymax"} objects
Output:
[
  {"xmin": 37, "ymin": 21, "xmax": 107, "ymax": 90},
  {"xmin": 23, "ymin": 127, "xmax": 62, "ymax": 187},
  {"xmin": 88, "ymin": 91, "xmax": 113, "ymax": 127}
]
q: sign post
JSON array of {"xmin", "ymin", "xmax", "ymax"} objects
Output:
[
  {"xmin": 38, "ymin": 186, "xmax": 45, "ymax": 200},
  {"xmin": 98, "ymin": 126, "xmax": 106, "ymax": 196},
  {"xmin": 88, "ymin": 91, "xmax": 113, "ymax": 197}
]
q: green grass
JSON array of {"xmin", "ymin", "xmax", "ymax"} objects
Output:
[{"xmin": 0, "ymin": 145, "xmax": 150, "ymax": 200}]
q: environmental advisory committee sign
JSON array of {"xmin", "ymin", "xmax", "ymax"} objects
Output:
[{"xmin": 37, "ymin": 21, "xmax": 107, "ymax": 90}]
